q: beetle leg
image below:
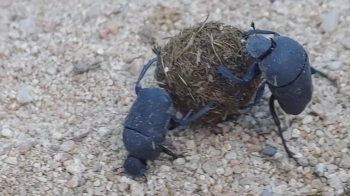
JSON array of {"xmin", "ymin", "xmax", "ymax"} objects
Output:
[
  {"xmin": 178, "ymin": 102, "xmax": 215, "ymax": 126},
  {"xmin": 143, "ymin": 175, "xmax": 148, "ymax": 183},
  {"xmin": 217, "ymin": 62, "xmax": 261, "ymax": 83},
  {"xmin": 240, "ymin": 81, "xmax": 266, "ymax": 109},
  {"xmin": 269, "ymin": 95, "xmax": 301, "ymax": 166},
  {"xmin": 134, "ymin": 57, "xmax": 158, "ymax": 94},
  {"xmin": 310, "ymin": 66, "xmax": 338, "ymax": 88},
  {"xmin": 169, "ymin": 103, "xmax": 214, "ymax": 129},
  {"xmin": 161, "ymin": 145, "xmax": 180, "ymax": 160}
]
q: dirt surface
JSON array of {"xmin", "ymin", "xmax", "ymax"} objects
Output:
[{"xmin": 0, "ymin": 0, "xmax": 349, "ymax": 196}]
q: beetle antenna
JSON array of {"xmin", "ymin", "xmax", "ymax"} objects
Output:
[{"xmin": 251, "ymin": 22, "xmax": 256, "ymax": 31}]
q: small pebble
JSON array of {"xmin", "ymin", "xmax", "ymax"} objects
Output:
[
  {"xmin": 341, "ymin": 37, "xmax": 350, "ymax": 49},
  {"xmin": 232, "ymin": 165, "xmax": 244, "ymax": 174},
  {"xmin": 1, "ymin": 128, "xmax": 13, "ymax": 138},
  {"xmin": 66, "ymin": 176, "xmax": 79, "ymax": 188},
  {"xmin": 260, "ymin": 189, "xmax": 273, "ymax": 196},
  {"xmin": 291, "ymin": 129, "xmax": 300, "ymax": 138},
  {"xmin": 311, "ymin": 179, "xmax": 323, "ymax": 190},
  {"xmin": 186, "ymin": 140, "xmax": 196, "ymax": 149},
  {"xmin": 328, "ymin": 61, "xmax": 343, "ymax": 70},
  {"xmin": 327, "ymin": 164, "xmax": 339, "ymax": 173},
  {"xmin": 339, "ymin": 156, "xmax": 350, "ymax": 169},
  {"xmin": 98, "ymin": 127, "xmax": 111, "ymax": 137},
  {"xmin": 320, "ymin": 9, "xmax": 340, "ymax": 32},
  {"xmin": 328, "ymin": 175, "xmax": 343, "ymax": 191},
  {"xmin": 4, "ymin": 157, "xmax": 18, "ymax": 165},
  {"xmin": 202, "ymin": 160, "xmax": 218, "ymax": 175},
  {"xmin": 302, "ymin": 115, "xmax": 313, "ymax": 124},
  {"xmin": 96, "ymin": 48, "xmax": 104, "ymax": 55},
  {"xmin": 60, "ymin": 140, "xmax": 76, "ymax": 152},
  {"xmin": 262, "ymin": 145, "xmax": 277, "ymax": 157},
  {"xmin": 224, "ymin": 150, "xmax": 237, "ymax": 160},
  {"xmin": 16, "ymin": 86, "xmax": 34, "ymax": 104},
  {"xmin": 315, "ymin": 163, "xmax": 327, "ymax": 177},
  {"xmin": 239, "ymin": 178, "xmax": 250, "ymax": 186},
  {"xmin": 65, "ymin": 160, "xmax": 85, "ymax": 174},
  {"xmin": 94, "ymin": 180, "xmax": 101, "ymax": 187},
  {"xmin": 117, "ymin": 183, "xmax": 129, "ymax": 191}
]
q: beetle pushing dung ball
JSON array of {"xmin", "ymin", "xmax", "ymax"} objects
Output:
[
  {"xmin": 120, "ymin": 47, "xmax": 214, "ymax": 181},
  {"xmin": 218, "ymin": 22, "xmax": 338, "ymax": 165},
  {"xmin": 154, "ymin": 21, "xmax": 264, "ymax": 126}
]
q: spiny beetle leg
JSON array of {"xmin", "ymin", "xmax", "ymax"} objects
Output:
[
  {"xmin": 217, "ymin": 63, "xmax": 261, "ymax": 83},
  {"xmin": 179, "ymin": 102, "xmax": 215, "ymax": 126},
  {"xmin": 161, "ymin": 145, "xmax": 182, "ymax": 161},
  {"xmin": 134, "ymin": 57, "xmax": 158, "ymax": 94},
  {"xmin": 269, "ymin": 95, "xmax": 301, "ymax": 166},
  {"xmin": 169, "ymin": 103, "xmax": 214, "ymax": 129},
  {"xmin": 240, "ymin": 81, "xmax": 266, "ymax": 110},
  {"xmin": 310, "ymin": 66, "xmax": 338, "ymax": 88}
]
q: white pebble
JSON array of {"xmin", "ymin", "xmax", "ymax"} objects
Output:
[
  {"xmin": 66, "ymin": 176, "xmax": 79, "ymax": 188},
  {"xmin": 173, "ymin": 158, "xmax": 185, "ymax": 165},
  {"xmin": 66, "ymin": 159, "xmax": 85, "ymax": 174},
  {"xmin": 216, "ymin": 168, "xmax": 224, "ymax": 175},
  {"xmin": 16, "ymin": 86, "xmax": 34, "ymax": 104},
  {"xmin": 96, "ymin": 48, "xmax": 104, "ymax": 55},
  {"xmin": 302, "ymin": 115, "xmax": 313, "ymax": 124},
  {"xmin": 315, "ymin": 163, "xmax": 327, "ymax": 177},
  {"xmin": 98, "ymin": 127, "xmax": 111, "ymax": 137},
  {"xmin": 60, "ymin": 140, "xmax": 76, "ymax": 152},
  {"xmin": 1, "ymin": 128, "xmax": 13, "ymax": 138},
  {"xmin": 328, "ymin": 61, "xmax": 342, "ymax": 70},
  {"xmin": 320, "ymin": 9, "xmax": 340, "ymax": 32},
  {"xmin": 341, "ymin": 37, "xmax": 350, "ymax": 49},
  {"xmin": 224, "ymin": 150, "xmax": 237, "ymax": 160},
  {"xmin": 328, "ymin": 175, "xmax": 343, "ymax": 191},
  {"xmin": 186, "ymin": 140, "xmax": 196, "ymax": 149},
  {"xmin": 291, "ymin": 129, "xmax": 300, "ymax": 138},
  {"xmin": 4, "ymin": 157, "xmax": 18, "ymax": 165},
  {"xmin": 94, "ymin": 180, "xmax": 101, "ymax": 187}
]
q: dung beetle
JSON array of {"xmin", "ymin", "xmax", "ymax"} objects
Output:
[
  {"xmin": 121, "ymin": 49, "xmax": 214, "ymax": 181},
  {"xmin": 217, "ymin": 22, "xmax": 337, "ymax": 165}
]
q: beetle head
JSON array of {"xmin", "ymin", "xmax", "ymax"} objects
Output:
[
  {"xmin": 246, "ymin": 35, "xmax": 274, "ymax": 60},
  {"xmin": 123, "ymin": 155, "xmax": 148, "ymax": 181}
]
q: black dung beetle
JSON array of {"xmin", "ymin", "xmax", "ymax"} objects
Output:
[
  {"xmin": 121, "ymin": 50, "xmax": 214, "ymax": 181},
  {"xmin": 217, "ymin": 22, "xmax": 337, "ymax": 165}
]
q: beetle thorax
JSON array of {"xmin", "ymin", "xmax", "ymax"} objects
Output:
[{"xmin": 246, "ymin": 35, "xmax": 272, "ymax": 59}]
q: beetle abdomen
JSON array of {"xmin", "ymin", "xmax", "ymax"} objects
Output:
[
  {"xmin": 267, "ymin": 63, "xmax": 313, "ymax": 115},
  {"xmin": 261, "ymin": 36, "xmax": 308, "ymax": 87},
  {"xmin": 123, "ymin": 128, "xmax": 163, "ymax": 160},
  {"xmin": 124, "ymin": 88, "xmax": 172, "ymax": 143}
]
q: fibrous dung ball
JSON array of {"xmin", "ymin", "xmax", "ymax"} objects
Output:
[{"xmin": 154, "ymin": 21, "xmax": 264, "ymax": 125}]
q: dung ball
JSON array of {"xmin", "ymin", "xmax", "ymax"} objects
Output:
[{"xmin": 154, "ymin": 21, "xmax": 264, "ymax": 125}]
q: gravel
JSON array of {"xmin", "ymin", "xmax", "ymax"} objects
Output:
[{"xmin": 0, "ymin": 0, "xmax": 349, "ymax": 196}]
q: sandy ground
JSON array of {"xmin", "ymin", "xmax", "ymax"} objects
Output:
[{"xmin": 0, "ymin": 0, "xmax": 350, "ymax": 196}]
